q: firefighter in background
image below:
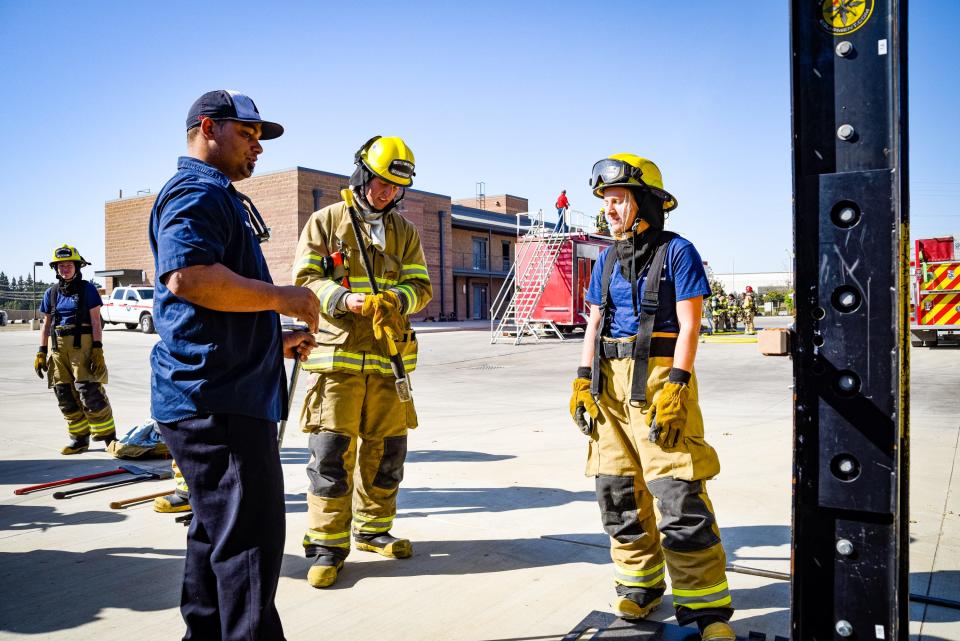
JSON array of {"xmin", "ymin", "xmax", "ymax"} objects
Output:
[
  {"xmin": 294, "ymin": 136, "xmax": 432, "ymax": 589},
  {"xmin": 711, "ymin": 293, "xmax": 726, "ymax": 333},
  {"xmin": 570, "ymin": 154, "xmax": 734, "ymax": 640},
  {"xmin": 596, "ymin": 207, "xmax": 610, "ymax": 235},
  {"xmin": 725, "ymin": 294, "xmax": 739, "ymax": 331},
  {"xmin": 742, "ymin": 286, "xmax": 757, "ymax": 334},
  {"xmin": 35, "ymin": 245, "xmax": 116, "ymax": 454}
]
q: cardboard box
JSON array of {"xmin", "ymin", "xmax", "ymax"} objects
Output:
[{"xmin": 758, "ymin": 328, "xmax": 790, "ymax": 355}]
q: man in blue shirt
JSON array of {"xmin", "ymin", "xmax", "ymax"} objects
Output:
[
  {"xmin": 570, "ymin": 154, "xmax": 735, "ymax": 640},
  {"xmin": 35, "ymin": 244, "xmax": 116, "ymax": 454},
  {"xmin": 150, "ymin": 90, "xmax": 319, "ymax": 641}
]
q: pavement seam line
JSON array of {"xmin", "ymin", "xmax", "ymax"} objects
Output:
[{"xmin": 920, "ymin": 419, "xmax": 960, "ymax": 638}]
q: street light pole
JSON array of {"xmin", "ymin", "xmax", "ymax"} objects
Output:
[{"xmin": 32, "ymin": 261, "xmax": 43, "ymax": 322}]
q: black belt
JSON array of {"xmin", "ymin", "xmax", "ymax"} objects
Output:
[
  {"xmin": 600, "ymin": 335, "xmax": 676, "ymax": 359},
  {"xmin": 55, "ymin": 326, "xmax": 93, "ymax": 337}
]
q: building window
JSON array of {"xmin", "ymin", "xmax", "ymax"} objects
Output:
[
  {"xmin": 501, "ymin": 240, "xmax": 511, "ymax": 272},
  {"xmin": 472, "ymin": 237, "xmax": 488, "ymax": 271}
]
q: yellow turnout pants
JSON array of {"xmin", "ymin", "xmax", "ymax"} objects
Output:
[
  {"xmin": 46, "ymin": 332, "xmax": 115, "ymax": 439},
  {"xmin": 301, "ymin": 369, "xmax": 418, "ymax": 557},
  {"xmin": 587, "ymin": 348, "xmax": 732, "ymax": 625}
]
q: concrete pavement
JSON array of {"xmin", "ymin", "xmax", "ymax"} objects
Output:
[{"xmin": 0, "ymin": 318, "xmax": 957, "ymax": 640}]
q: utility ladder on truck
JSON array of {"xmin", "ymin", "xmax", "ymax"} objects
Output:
[{"xmin": 490, "ymin": 222, "xmax": 566, "ymax": 345}]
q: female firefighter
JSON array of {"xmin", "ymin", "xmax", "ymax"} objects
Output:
[
  {"xmin": 35, "ymin": 245, "xmax": 116, "ymax": 454},
  {"xmin": 569, "ymin": 154, "xmax": 735, "ymax": 640}
]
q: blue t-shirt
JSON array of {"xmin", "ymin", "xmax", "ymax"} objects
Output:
[
  {"xmin": 585, "ymin": 235, "xmax": 710, "ymax": 337},
  {"xmin": 149, "ymin": 157, "xmax": 286, "ymax": 423},
  {"xmin": 40, "ymin": 281, "xmax": 103, "ymax": 326}
]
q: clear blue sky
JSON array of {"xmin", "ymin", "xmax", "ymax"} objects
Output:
[{"xmin": 1, "ymin": 1, "xmax": 958, "ymax": 283}]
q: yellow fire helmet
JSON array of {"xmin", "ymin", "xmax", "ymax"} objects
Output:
[
  {"xmin": 589, "ymin": 153, "xmax": 678, "ymax": 212},
  {"xmin": 355, "ymin": 135, "xmax": 416, "ymax": 187},
  {"xmin": 49, "ymin": 244, "xmax": 90, "ymax": 268}
]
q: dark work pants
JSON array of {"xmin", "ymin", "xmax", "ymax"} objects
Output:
[{"xmin": 158, "ymin": 414, "xmax": 286, "ymax": 641}]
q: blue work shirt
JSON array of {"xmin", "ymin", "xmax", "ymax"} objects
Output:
[
  {"xmin": 149, "ymin": 156, "xmax": 286, "ymax": 423},
  {"xmin": 585, "ymin": 235, "xmax": 710, "ymax": 337},
  {"xmin": 40, "ymin": 281, "xmax": 102, "ymax": 326}
]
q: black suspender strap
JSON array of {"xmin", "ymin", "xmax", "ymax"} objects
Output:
[
  {"xmin": 628, "ymin": 236, "xmax": 673, "ymax": 405},
  {"xmin": 72, "ymin": 282, "xmax": 86, "ymax": 348},
  {"xmin": 589, "ymin": 249, "xmax": 619, "ymax": 397},
  {"xmin": 45, "ymin": 286, "xmax": 59, "ymax": 352}
]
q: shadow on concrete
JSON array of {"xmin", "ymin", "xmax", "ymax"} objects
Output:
[
  {"xmin": 0, "ymin": 503, "xmax": 125, "ymax": 532},
  {"xmin": 0, "ymin": 546, "xmax": 185, "ymax": 633},
  {"xmin": 406, "ymin": 450, "xmax": 516, "ymax": 463},
  {"xmin": 398, "ymin": 485, "xmax": 594, "ymax": 516},
  {"xmin": 0, "ymin": 458, "xmax": 134, "ymax": 488},
  {"xmin": 286, "ymin": 534, "xmax": 610, "ymax": 590}
]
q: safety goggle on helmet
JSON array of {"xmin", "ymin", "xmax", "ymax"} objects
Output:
[
  {"xmin": 356, "ymin": 135, "xmax": 416, "ymax": 187},
  {"xmin": 589, "ymin": 154, "xmax": 678, "ymax": 212}
]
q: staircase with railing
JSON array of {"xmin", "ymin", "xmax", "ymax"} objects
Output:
[{"xmin": 490, "ymin": 219, "xmax": 566, "ymax": 344}]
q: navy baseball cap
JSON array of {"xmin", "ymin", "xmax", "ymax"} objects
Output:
[{"xmin": 186, "ymin": 90, "xmax": 284, "ymax": 140}]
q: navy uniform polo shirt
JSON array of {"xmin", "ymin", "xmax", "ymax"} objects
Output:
[
  {"xmin": 40, "ymin": 281, "xmax": 103, "ymax": 326},
  {"xmin": 149, "ymin": 156, "xmax": 286, "ymax": 423},
  {"xmin": 585, "ymin": 235, "xmax": 711, "ymax": 338}
]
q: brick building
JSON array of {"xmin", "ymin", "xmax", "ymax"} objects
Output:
[{"xmin": 102, "ymin": 166, "xmax": 529, "ymax": 321}]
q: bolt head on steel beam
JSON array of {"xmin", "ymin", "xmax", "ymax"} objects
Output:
[
  {"xmin": 836, "ymin": 620, "xmax": 854, "ymax": 637},
  {"xmin": 837, "ymin": 124, "xmax": 856, "ymax": 141}
]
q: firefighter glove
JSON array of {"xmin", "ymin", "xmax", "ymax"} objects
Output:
[
  {"xmin": 647, "ymin": 369, "xmax": 691, "ymax": 448},
  {"xmin": 34, "ymin": 346, "xmax": 48, "ymax": 379},
  {"xmin": 89, "ymin": 341, "xmax": 106, "ymax": 377},
  {"xmin": 361, "ymin": 290, "xmax": 404, "ymax": 341},
  {"xmin": 570, "ymin": 368, "xmax": 599, "ymax": 435}
]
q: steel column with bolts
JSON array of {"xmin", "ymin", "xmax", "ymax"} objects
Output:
[{"xmin": 790, "ymin": 1, "xmax": 909, "ymax": 639}]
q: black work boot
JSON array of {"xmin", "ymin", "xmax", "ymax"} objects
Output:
[
  {"xmin": 353, "ymin": 531, "xmax": 413, "ymax": 559},
  {"xmin": 307, "ymin": 553, "xmax": 345, "ymax": 589},
  {"xmin": 93, "ymin": 431, "xmax": 116, "ymax": 447},
  {"xmin": 612, "ymin": 584, "xmax": 664, "ymax": 620},
  {"xmin": 61, "ymin": 435, "xmax": 90, "ymax": 455}
]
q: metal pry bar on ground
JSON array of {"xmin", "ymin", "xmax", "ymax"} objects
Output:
[{"xmin": 52, "ymin": 464, "xmax": 173, "ymax": 499}]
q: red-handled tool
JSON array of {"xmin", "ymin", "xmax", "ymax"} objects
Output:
[{"xmin": 14, "ymin": 468, "xmax": 128, "ymax": 495}]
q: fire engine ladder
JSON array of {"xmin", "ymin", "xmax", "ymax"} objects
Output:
[{"xmin": 490, "ymin": 226, "xmax": 565, "ymax": 345}]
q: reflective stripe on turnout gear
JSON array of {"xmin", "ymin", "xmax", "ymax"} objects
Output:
[
  {"xmin": 303, "ymin": 529, "xmax": 351, "ymax": 549},
  {"xmin": 353, "ymin": 514, "xmax": 394, "ymax": 534},
  {"xmin": 304, "ymin": 350, "xmax": 417, "ymax": 375},
  {"xmin": 614, "ymin": 559, "xmax": 667, "ymax": 588},
  {"xmin": 672, "ymin": 580, "xmax": 732, "ymax": 609}
]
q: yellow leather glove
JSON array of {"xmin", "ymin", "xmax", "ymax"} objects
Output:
[
  {"xmin": 88, "ymin": 341, "xmax": 106, "ymax": 377},
  {"xmin": 34, "ymin": 347, "xmax": 48, "ymax": 379},
  {"xmin": 646, "ymin": 369, "xmax": 692, "ymax": 448},
  {"xmin": 569, "ymin": 369, "xmax": 600, "ymax": 435},
  {"xmin": 360, "ymin": 290, "xmax": 404, "ymax": 342}
]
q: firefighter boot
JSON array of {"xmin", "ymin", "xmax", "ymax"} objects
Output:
[
  {"xmin": 61, "ymin": 435, "xmax": 90, "ymax": 455},
  {"xmin": 699, "ymin": 620, "xmax": 736, "ymax": 641},
  {"xmin": 307, "ymin": 554, "xmax": 345, "ymax": 589},
  {"xmin": 354, "ymin": 532, "xmax": 413, "ymax": 559},
  {"xmin": 154, "ymin": 493, "xmax": 191, "ymax": 513},
  {"xmin": 612, "ymin": 585, "xmax": 662, "ymax": 620},
  {"xmin": 93, "ymin": 431, "xmax": 116, "ymax": 447}
]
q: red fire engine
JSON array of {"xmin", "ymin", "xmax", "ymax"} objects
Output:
[{"xmin": 912, "ymin": 235, "xmax": 960, "ymax": 347}]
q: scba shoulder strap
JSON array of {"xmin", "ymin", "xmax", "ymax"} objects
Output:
[{"xmin": 590, "ymin": 232, "xmax": 676, "ymax": 404}]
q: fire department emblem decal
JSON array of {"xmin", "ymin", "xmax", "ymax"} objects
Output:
[{"xmin": 818, "ymin": 0, "xmax": 874, "ymax": 35}]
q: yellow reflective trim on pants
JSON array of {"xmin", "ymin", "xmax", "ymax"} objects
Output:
[
  {"xmin": 89, "ymin": 418, "xmax": 115, "ymax": 435},
  {"xmin": 353, "ymin": 517, "xmax": 393, "ymax": 534},
  {"xmin": 672, "ymin": 581, "xmax": 732, "ymax": 609},
  {"xmin": 303, "ymin": 529, "xmax": 351, "ymax": 548},
  {"xmin": 68, "ymin": 419, "xmax": 89, "ymax": 434},
  {"xmin": 614, "ymin": 561, "xmax": 666, "ymax": 587}
]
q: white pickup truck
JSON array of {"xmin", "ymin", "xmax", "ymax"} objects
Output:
[{"xmin": 101, "ymin": 286, "xmax": 155, "ymax": 333}]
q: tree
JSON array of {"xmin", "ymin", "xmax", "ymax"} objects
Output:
[{"xmin": 0, "ymin": 272, "xmax": 8, "ymax": 291}]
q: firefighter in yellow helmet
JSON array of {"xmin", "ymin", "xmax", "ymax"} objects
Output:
[
  {"xmin": 35, "ymin": 245, "xmax": 116, "ymax": 454},
  {"xmin": 569, "ymin": 155, "xmax": 735, "ymax": 640},
  {"xmin": 293, "ymin": 136, "xmax": 432, "ymax": 588}
]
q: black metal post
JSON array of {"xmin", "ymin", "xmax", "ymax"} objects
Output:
[{"xmin": 790, "ymin": 1, "xmax": 909, "ymax": 639}]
